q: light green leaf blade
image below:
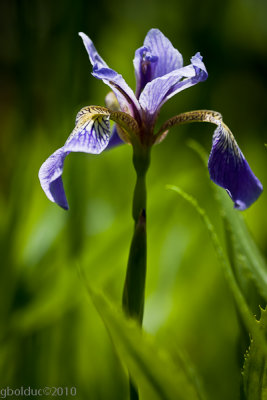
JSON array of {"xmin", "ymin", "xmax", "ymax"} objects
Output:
[
  {"xmin": 243, "ymin": 307, "xmax": 267, "ymax": 400},
  {"xmin": 188, "ymin": 139, "xmax": 267, "ymax": 303},
  {"xmin": 84, "ymin": 285, "xmax": 205, "ymax": 400},
  {"xmin": 167, "ymin": 185, "xmax": 267, "ymax": 357}
]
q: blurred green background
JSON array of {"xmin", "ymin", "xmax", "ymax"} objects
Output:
[{"xmin": 1, "ymin": 0, "xmax": 267, "ymax": 399}]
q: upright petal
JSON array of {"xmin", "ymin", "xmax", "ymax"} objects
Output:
[
  {"xmin": 79, "ymin": 32, "xmax": 141, "ymax": 119},
  {"xmin": 143, "ymin": 29, "xmax": 183, "ymax": 78},
  {"xmin": 208, "ymin": 124, "xmax": 263, "ymax": 210},
  {"xmin": 133, "ymin": 46, "xmax": 158, "ymax": 98},
  {"xmin": 78, "ymin": 32, "xmax": 108, "ymax": 69},
  {"xmin": 91, "ymin": 67, "xmax": 141, "ymax": 121},
  {"xmin": 139, "ymin": 53, "xmax": 207, "ymax": 123},
  {"xmin": 38, "ymin": 148, "xmax": 69, "ymax": 210}
]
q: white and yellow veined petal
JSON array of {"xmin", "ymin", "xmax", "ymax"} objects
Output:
[
  {"xmin": 38, "ymin": 105, "xmax": 140, "ymax": 209},
  {"xmin": 64, "ymin": 106, "xmax": 112, "ymax": 154}
]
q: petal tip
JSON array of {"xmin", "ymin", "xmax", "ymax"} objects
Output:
[
  {"xmin": 208, "ymin": 125, "xmax": 263, "ymax": 210},
  {"xmin": 78, "ymin": 31, "xmax": 88, "ymax": 39},
  {"xmin": 38, "ymin": 148, "xmax": 69, "ymax": 209},
  {"xmin": 49, "ymin": 176, "xmax": 69, "ymax": 210}
]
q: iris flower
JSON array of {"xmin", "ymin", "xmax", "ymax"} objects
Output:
[{"xmin": 39, "ymin": 29, "xmax": 262, "ymax": 211}]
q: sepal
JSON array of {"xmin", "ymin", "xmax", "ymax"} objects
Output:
[{"xmin": 208, "ymin": 123, "xmax": 263, "ymax": 210}]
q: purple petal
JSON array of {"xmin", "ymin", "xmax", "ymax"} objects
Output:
[
  {"xmin": 78, "ymin": 32, "xmax": 108, "ymax": 69},
  {"xmin": 39, "ymin": 108, "xmax": 114, "ymax": 209},
  {"xmin": 133, "ymin": 46, "xmax": 158, "ymax": 98},
  {"xmin": 64, "ymin": 110, "xmax": 111, "ymax": 154},
  {"xmin": 79, "ymin": 32, "xmax": 140, "ymax": 118},
  {"xmin": 208, "ymin": 125, "xmax": 263, "ymax": 210},
  {"xmin": 139, "ymin": 53, "xmax": 207, "ymax": 123},
  {"xmin": 38, "ymin": 148, "xmax": 69, "ymax": 210},
  {"xmin": 106, "ymin": 125, "xmax": 124, "ymax": 149},
  {"xmin": 91, "ymin": 67, "xmax": 141, "ymax": 120},
  {"xmin": 164, "ymin": 53, "xmax": 208, "ymax": 102},
  {"xmin": 143, "ymin": 29, "xmax": 183, "ymax": 78}
]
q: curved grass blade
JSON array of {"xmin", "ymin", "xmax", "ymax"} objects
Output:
[
  {"xmin": 187, "ymin": 139, "xmax": 267, "ymax": 303},
  {"xmin": 243, "ymin": 307, "xmax": 267, "ymax": 400},
  {"xmin": 82, "ymin": 282, "xmax": 204, "ymax": 400},
  {"xmin": 167, "ymin": 185, "xmax": 267, "ymax": 357}
]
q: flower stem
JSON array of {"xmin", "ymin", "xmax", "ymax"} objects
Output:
[
  {"xmin": 122, "ymin": 145, "xmax": 150, "ymax": 398},
  {"xmin": 122, "ymin": 146, "xmax": 150, "ymax": 322}
]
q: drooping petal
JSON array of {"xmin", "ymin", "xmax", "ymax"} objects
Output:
[
  {"xmin": 139, "ymin": 53, "xmax": 207, "ymax": 123},
  {"xmin": 208, "ymin": 124, "xmax": 263, "ymax": 210},
  {"xmin": 39, "ymin": 107, "xmax": 114, "ymax": 209},
  {"xmin": 143, "ymin": 29, "xmax": 183, "ymax": 78},
  {"xmin": 79, "ymin": 32, "xmax": 141, "ymax": 118},
  {"xmin": 38, "ymin": 148, "xmax": 69, "ymax": 210}
]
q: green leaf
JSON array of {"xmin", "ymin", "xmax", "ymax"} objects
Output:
[
  {"xmin": 83, "ymin": 284, "xmax": 205, "ymax": 400},
  {"xmin": 188, "ymin": 139, "xmax": 267, "ymax": 303},
  {"xmin": 167, "ymin": 185, "xmax": 267, "ymax": 357},
  {"xmin": 216, "ymin": 188, "xmax": 267, "ymax": 302},
  {"xmin": 243, "ymin": 307, "xmax": 267, "ymax": 400}
]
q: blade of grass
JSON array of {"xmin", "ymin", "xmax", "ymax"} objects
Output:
[
  {"xmin": 167, "ymin": 185, "xmax": 267, "ymax": 357},
  {"xmin": 187, "ymin": 139, "xmax": 267, "ymax": 303},
  {"xmin": 81, "ymin": 278, "xmax": 204, "ymax": 400},
  {"xmin": 243, "ymin": 307, "xmax": 267, "ymax": 400}
]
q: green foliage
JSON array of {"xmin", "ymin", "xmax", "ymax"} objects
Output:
[
  {"xmin": 188, "ymin": 139, "xmax": 267, "ymax": 305},
  {"xmin": 167, "ymin": 185, "xmax": 267, "ymax": 355},
  {"xmin": 1, "ymin": 1, "xmax": 267, "ymax": 399},
  {"xmin": 215, "ymin": 179, "xmax": 267, "ymax": 303},
  {"xmin": 84, "ymin": 284, "xmax": 204, "ymax": 400},
  {"xmin": 243, "ymin": 308, "xmax": 267, "ymax": 400},
  {"xmin": 170, "ymin": 139, "xmax": 267, "ymax": 397}
]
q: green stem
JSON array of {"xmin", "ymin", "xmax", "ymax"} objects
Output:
[
  {"xmin": 122, "ymin": 145, "xmax": 150, "ymax": 399},
  {"xmin": 122, "ymin": 146, "xmax": 150, "ymax": 322}
]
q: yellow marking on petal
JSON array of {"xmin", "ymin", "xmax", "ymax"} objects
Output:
[
  {"xmin": 156, "ymin": 110, "xmax": 223, "ymax": 138},
  {"xmin": 110, "ymin": 111, "xmax": 139, "ymax": 135},
  {"xmin": 70, "ymin": 105, "xmax": 140, "ymax": 147},
  {"xmin": 65, "ymin": 106, "xmax": 111, "ymax": 150},
  {"xmin": 155, "ymin": 109, "xmax": 242, "ymax": 161},
  {"xmin": 75, "ymin": 105, "xmax": 111, "ymax": 125}
]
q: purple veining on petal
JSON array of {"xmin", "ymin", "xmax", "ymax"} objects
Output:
[
  {"xmin": 164, "ymin": 53, "xmax": 208, "ymax": 102},
  {"xmin": 106, "ymin": 125, "xmax": 124, "ymax": 149},
  {"xmin": 49, "ymin": 177, "xmax": 68, "ymax": 210},
  {"xmin": 79, "ymin": 32, "xmax": 141, "ymax": 119},
  {"xmin": 39, "ymin": 110, "xmax": 115, "ymax": 208},
  {"xmin": 139, "ymin": 65, "xmax": 194, "ymax": 119},
  {"xmin": 64, "ymin": 112, "xmax": 111, "ymax": 154},
  {"xmin": 38, "ymin": 148, "xmax": 69, "ymax": 210},
  {"xmin": 91, "ymin": 67, "xmax": 141, "ymax": 122},
  {"xmin": 208, "ymin": 125, "xmax": 263, "ymax": 210},
  {"xmin": 78, "ymin": 32, "xmax": 108, "ymax": 69},
  {"xmin": 139, "ymin": 53, "xmax": 207, "ymax": 124},
  {"xmin": 134, "ymin": 46, "xmax": 158, "ymax": 98},
  {"xmin": 143, "ymin": 29, "xmax": 183, "ymax": 79}
]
